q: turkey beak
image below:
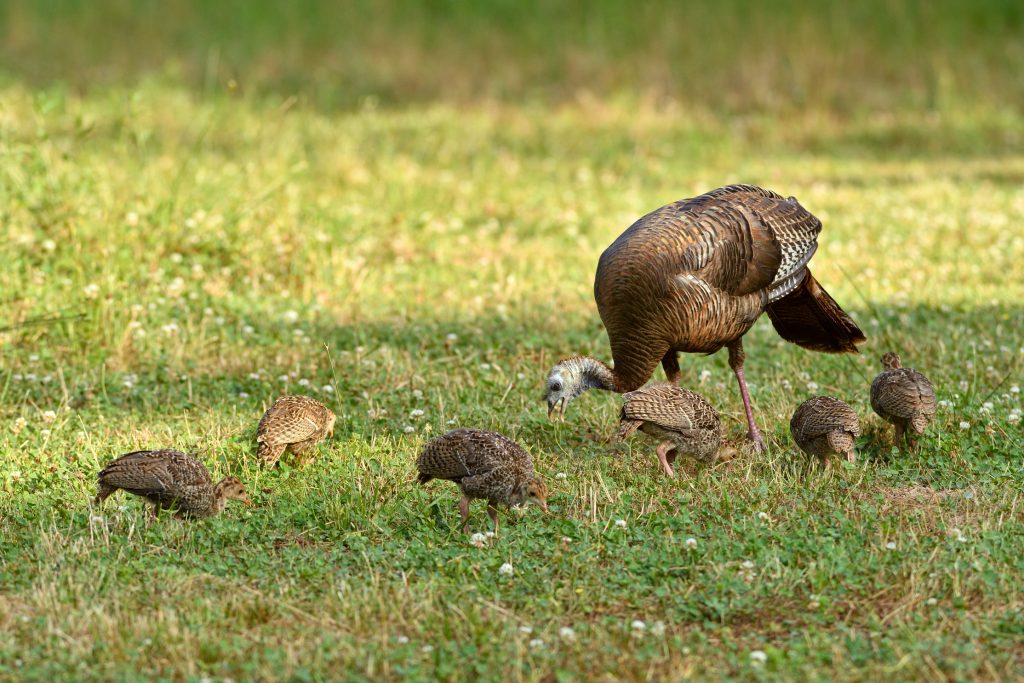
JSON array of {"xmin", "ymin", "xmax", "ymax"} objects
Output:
[{"xmin": 547, "ymin": 398, "xmax": 565, "ymax": 421}]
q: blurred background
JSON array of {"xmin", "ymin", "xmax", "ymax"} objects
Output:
[{"xmin": 3, "ymin": 0, "xmax": 1023, "ymax": 117}]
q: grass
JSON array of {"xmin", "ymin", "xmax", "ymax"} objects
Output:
[{"xmin": 1, "ymin": 74, "xmax": 1024, "ymax": 680}]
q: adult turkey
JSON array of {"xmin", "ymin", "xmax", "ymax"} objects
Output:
[{"xmin": 543, "ymin": 184, "xmax": 865, "ymax": 451}]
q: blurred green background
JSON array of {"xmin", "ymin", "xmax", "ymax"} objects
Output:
[{"xmin": 3, "ymin": 0, "xmax": 1023, "ymax": 114}]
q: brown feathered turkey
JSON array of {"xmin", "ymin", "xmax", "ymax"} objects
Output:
[
  {"xmin": 256, "ymin": 395, "xmax": 336, "ymax": 466},
  {"xmin": 416, "ymin": 428, "xmax": 548, "ymax": 533},
  {"xmin": 94, "ymin": 449, "xmax": 251, "ymax": 518},
  {"xmin": 790, "ymin": 396, "xmax": 860, "ymax": 463},
  {"xmin": 543, "ymin": 185, "xmax": 865, "ymax": 451},
  {"xmin": 617, "ymin": 383, "xmax": 731, "ymax": 477},
  {"xmin": 870, "ymin": 352, "xmax": 936, "ymax": 448}
]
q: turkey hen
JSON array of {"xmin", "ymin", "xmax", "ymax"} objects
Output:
[{"xmin": 543, "ymin": 184, "xmax": 865, "ymax": 451}]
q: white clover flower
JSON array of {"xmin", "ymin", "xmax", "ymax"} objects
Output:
[
  {"xmin": 518, "ymin": 625, "xmax": 533, "ymax": 634},
  {"xmin": 248, "ymin": 373, "xmax": 261, "ymax": 380},
  {"xmin": 685, "ymin": 537, "xmax": 698, "ymax": 550},
  {"xmin": 798, "ymin": 371, "xmax": 810, "ymax": 382},
  {"xmin": 41, "ymin": 410, "xmax": 57, "ymax": 423},
  {"xmin": 83, "ymin": 283, "xmax": 100, "ymax": 299},
  {"xmin": 750, "ymin": 650, "xmax": 768, "ymax": 664},
  {"xmin": 41, "ymin": 239, "xmax": 56, "ymax": 252},
  {"xmin": 421, "ymin": 645, "xmax": 434, "ymax": 653},
  {"xmin": 355, "ymin": 346, "xmax": 366, "ymax": 354},
  {"xmin": 959, "ymin": 421, "xmax": 971, "ymax": 431},
  {"xmin": 470, "ymin": 532, "xmax": 488, "ymax": 547},
  {"xmin": 239, "ymin": 392, "xmax": 249, "ymax": 399},
  {"xmin": 396, "ymin": 635, "xmax": 409, "ymax": 644},
  {"xmin": 25, "ymin": 373, "xmax": 37, "ymax": 382},
  {"xmin": 631, "ymin": 620, "xmax": 646, "ymax": 631},
  {"xmin": 446, "ymin": 418, "xmax": 457, "ymax": 425},
  {"xmin": 561, "ymin": 536, "xmax": 572, "ymax": 544},
  {"xmin": 885, "ymin": 541, "xmax": 897, "ymax": 550},
  {"xmin": 161, "ymin": 322, "xmax": 179, "ymax": 336},
  {"xmin": 1011, "ymin": 385, "xmax": 1020, "ymax": 394},
  {"xmin": 555, "ymin": 472, "xmax": 567, "ymax": 480},
  {"xmin": 11, "ymin": 417, "xmax": 27, "ymax": 435},
  {"xmin": 650, "ymin": 621, "xmax": 666, "ymax": 636},
  {"xmin": 412, "ymin": 389, "xmax": 424, "ymax": 399},
  {"xmin": 781, "ymin": 379, "xmax": 792, "ymax": 390},
  {"xmin": 498, "ymin": 562, "xmax": 514, "ymax": 576},
  {"xmin": 699, "ymin": 369, "xmax": 711, "ymax": 383},
  {"xmin": 981, "ymin": 402, "xmax": 993, "ymax": 413},
  {"xmin": 293, "ymin": 328, "xmax": 305, "ymax": 338},
  {"xmin": 298, "ymin": 378, "xmax": 310, "ymax": 387},
  {"xmin": 40, "ymin": 429, "xmax": 51, "ymax": 437},
  {"xmin": 938, "ymin": 399, "xmax": 952, "ymax": 409},
  {"xmin": 410, "ymin": 409, "xmax": 425, "ymax": 418},
  {"xmin": 479, "ymin": 363, "xmax": 491, "ymax": 371},
  {"xmin": 445, "ymin": 333, "xmax": 458, "ymax": 343},
  {"xmin": 926, "ymin": 597, "xmax": 938, "ymax": 606},
  {"xmin": 559, "ymin": 626, "xmax": 576, "ymax": 641},
  {"xmin": 10, "ymin": 470, "xmax": 22, "ymax": 480},
  {"xmin": 614, "ymin": 519, "xmax": 627, "ymax": 529},
  {"xmin": 12, "ymin": 374, "xmax": 22, "ymax": 381},
  {"xmin": 282, "ymin": 310, "xmax": 300, "ymax": 323},
  {"xmin": 807, "ymin": 381, "xmax": 819, "ymax": 392},
  {"xmin": 485, "ymin": 531, "xmax": 496, "ymax": 538},
  {"xmin": 741, "ymin": 560, "xmax": 755, "ymax": 570},
  {"xmin": 28, "ymin": 354, "xmax": 39, "ymax": 363},
  {"xmin": 757, "ymin": 511, "xmax": 770, "ymax": 521},
  {"xmin": 322, "ymin": 385, "xmax": 334, "ymax": 393},
  {"xmin": 214, "ymin": 316, "xmax": 225, "ymax": 326},
  {"xmin": 403, "ymin": 425, "xmax": 416, "ymax": 434},
  {"xmin": 528, "ymin": 638, "xmax": 544, "ymax": 649},
  {"xmin": 278, "ymin": 375, "xmax": 289, "ymax": 383},
  {"xmin": 126, "ymin": 211, "xmax": 139, "ymax": 225},
  {"xmin": 959, "ymin": 380, "xmax": 969, "ymax": 392},
  {"xmin": 243, "ymin": 325, "xmax": 255, "ymax": 335},
  {"xmin": 90, "ymin": 515, "xmax": 103, "ymax": 523},
  {"xmin": 1009, "ymin": 412, "xmax": 1021, "ymax": 424}
]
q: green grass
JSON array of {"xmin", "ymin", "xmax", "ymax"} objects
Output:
[{"xmin": 2, "ymin": 78, "xmax": 1024, "ymax": 680}]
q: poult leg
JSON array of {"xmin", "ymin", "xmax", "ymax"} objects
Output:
[
  {"xmin": 727, "ymin": 340, "xmax": 765, "ymax": 452},
  {"xmin": 655, "ymin": 441, "xmax": 677, "ymax": 478},
  {"xmin": 458, "ymin": 496, "xmax": 472, "ymax": 534},
  {"xmin": 894, "ymin": 422, "xmax": 906, "ymax": 450},
  {"xmin": 487, "ymin": 502, "xmax": 500, "ymax": 535}
]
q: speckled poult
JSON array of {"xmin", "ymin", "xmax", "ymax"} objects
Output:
[
  {"xmin": 790, "ymin": 396, "xmax": 861, "ymax": 462},
  {"xmin": 870, "ymin": 352, "xmax": 937, "ymax": 448},
  {"xmin": 256, "ymin": 395, "xmax": 336, "ymax": 466},
  {"xmin": 416, "ymin": 428, "xmax": 548, "ymax": 533},
  {"xmin": 543, "ymin": 184, "xmax": 865, "ymax": 453},
  {"xmin": 94, "ymin": 449, "xmax": 250, "ymax": 518},
  {"xmin": 617, "ymin": 382, "xmax": 726, "ymax": 477}
]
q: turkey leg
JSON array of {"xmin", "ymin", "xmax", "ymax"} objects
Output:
[{"xmin": 727, "ymin": 339, "xmax": 765, "ymax": 452}]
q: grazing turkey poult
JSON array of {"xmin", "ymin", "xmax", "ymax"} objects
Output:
[
  {"xmin": 94, "ymin": 449, "xmax": 251, "ymax": 518},
  {"xmin": 870, "ymin": 352, "xmax": 936, "ymax": 448},
  {"xmin": 256, "ymin": 395, "xmax": 336, "ymax": 466},
  {"xmin": 416, "ymin": 428, "xmax": 548, "ymax": 534},
  {"xmin": 617, "ymin": 383, "xmax": 730, "ymax": 477},
  {"xmin": 543, "ymin": 185, "xmax": 865, "ymax": 451},
  {"xmin": 790, "ymin": 396, "xmax": 861, "ymax": 463}
]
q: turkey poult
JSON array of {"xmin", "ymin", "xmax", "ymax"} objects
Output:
[
  {"xmin": 870, "ymin": 352, "xmax": 937, "ymax": 448},
  {"xmin": 94, "ymin": 449, "xmax": 251, "ymax": 519},
  {"xmin": 617, "ymin": 383, "xmax": 730, "ymax": 477},
  {"xmin": 416, "ymin": 428, "xmax": 549, "ymax": 534},
  {"xmin": 543, "ymin": 185, "xmax": 865, "ymax": 451},
  {"xmin": 256, "ymin": 395, "xmax": 336, "ymax": 466},
  {"xmin": 790, "ymin": 396, "xmax": 860, "ymax": 463}
]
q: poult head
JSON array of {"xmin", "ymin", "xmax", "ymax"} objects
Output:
[
  {"xmin": 216, "ymin": 476, "xmax": 253, "ymax": 506},
  {"xmin": 880, "ymin": 352, "xmax": 903, "ymax": 370},
  {"xmin": 514, "ymin": 477, "xmax": 549, "ymax": 512},
  {"xmin": 543, "ymin": 360, "xmax": 583, "ymax": 421}
]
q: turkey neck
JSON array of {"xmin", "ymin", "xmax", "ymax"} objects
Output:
[{"xmin": 568, "ymin": 356, "xmax": 619, "ymax": 394}]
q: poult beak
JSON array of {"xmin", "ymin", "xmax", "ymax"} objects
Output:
[
  {"xmin": 242, "ymin": 495, "xmax": 254, "ymax": 507},
  {"xmin": 540, "ymin": 500, "xmax": 549, "ymax": 513}
]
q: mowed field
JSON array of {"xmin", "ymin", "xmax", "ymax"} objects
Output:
[{"xmin": 1, "ymin": 85, "xmax": 1022, "ymax": 681}]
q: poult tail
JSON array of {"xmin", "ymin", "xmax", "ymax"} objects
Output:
[
  {"xmin": 417, "ymin": 472, "xmax": 434, "ymax": 485},
  {"xmin": 765, "ymin": 270, "xmax": 866, "ymax": 353}
]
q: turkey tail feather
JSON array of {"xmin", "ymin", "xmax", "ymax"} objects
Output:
[{"xmin": 765, "ymin": 270, "xmax": 866, "ymax": 353}]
